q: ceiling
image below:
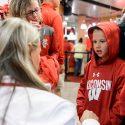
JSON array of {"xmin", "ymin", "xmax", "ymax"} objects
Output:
[
  {"xmin": 62, "ymin": 0, "xmax": 125, "ymax": 17},
  {"xmin": 61, "ymin": 0, "xmax": 125, "ymax": 26},
  {"xmin": 72, "ymin": 0, "xmax": 125, "ymax": 17},
  {"xmin": 1, "ymin": 0, "xmax": 125, "ymax": 18}
]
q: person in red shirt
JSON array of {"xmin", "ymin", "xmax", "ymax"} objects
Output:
[
  {"xmin": 64, "ymin": 36, "xmax": 74, "ymax": 79},
  {"xmin": 41, "ymin": 0, "xmax": 64, "ymax": 74},
  {"xmin": 77, "ymin": 22, "xmax": 125, "ymax": 125},
  {"xmin": 64, "ymin": 37, "xmax": 74, "ymax": 53},
  {"xmin": 9, "ymin": 0, "xmax": 59, "ymax": 91},
  {"xmin": 119, "ymin": 84, "xmax": 125, "ymax": 124},
  {"xmin": 41, "ymin": 0, "xmax": 64, "ymax": 96}
]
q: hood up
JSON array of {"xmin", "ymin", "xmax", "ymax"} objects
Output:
[{"xmin": 88, "ymin": 22, "xmax": 120, "ymax": 66}]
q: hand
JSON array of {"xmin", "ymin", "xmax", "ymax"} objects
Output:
[
  {"xmin": 80, "ymin": 110, "xmax": 99, "ymax": 122},
  {"xmin": 30, "ymin": 21, "xmax": 41, "ymax": 29}
]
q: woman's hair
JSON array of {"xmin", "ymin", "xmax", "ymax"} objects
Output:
[
  {"xmin": 9, "ymin": 0, "xmax": 32, "ymax": 18},
  {"xmin": 0, "ymin": 17, "xmax": 47, "ymax": 90}
]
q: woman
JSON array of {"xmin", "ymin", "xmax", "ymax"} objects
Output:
[
  {"xmin": 0, "ymin": 17, "xmax": 76, "ymax": 125},
  {"xmin": 9, "ymin": 0, "xmax": 59, "ymax": 91}
]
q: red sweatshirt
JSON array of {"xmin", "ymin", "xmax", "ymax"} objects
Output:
[
  {"xmin": 38, "ymin": 25, "xmax": 59, "ymax": 88},
  {"xmin": 39, "ymin": 56, "xmax": 59, "ymax": 89},
  {"xmin": 119, "ymin": 80, "xmax": 125, "ymax": 116},
  {"xmin": 77, "ymin": 22, "xmax": 125, "ymax": 125},
  {"xmin": 64, "ymin": 40, "xmax": 74, "ymax": 52},
  {"xmin": 40, "ymin": 24, "xmax": 59, "ymax": 59},
  {"xmin": 41, "ymin": 2, "xmax": 64, "ymax": 65}
]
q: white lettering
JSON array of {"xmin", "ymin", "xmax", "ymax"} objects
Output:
[
  {"xmin": 87, "ymin": 79, "xmax": 112, "ymax": 101},
  {"xmin": 88, "ymin": 88, "xmax": 101, "ymax": 101},
  {"xmin": 87, "ymin": 80, "xmax": 112, "ymax": 90}
]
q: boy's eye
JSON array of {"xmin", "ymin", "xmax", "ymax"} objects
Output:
[
  {"xmin": 100, "ymin": 40, "xmax": 105, "ymax": 43},
  {"xmin": 93, "ymin": 40, "xmax": 97, "ymax": 43}
]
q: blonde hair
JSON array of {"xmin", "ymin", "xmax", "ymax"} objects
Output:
[
  {"xmin": 0, "ymin": 17, "xmax": 47, "ymax": 90},
  {"xmin": 9, "ymin": 0, "xmax": 34, "ymax": 18}
]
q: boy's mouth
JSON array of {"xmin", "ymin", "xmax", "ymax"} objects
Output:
[{"xmin": 96, "ymin": 50, "xmax": 102, "ymax": 55}]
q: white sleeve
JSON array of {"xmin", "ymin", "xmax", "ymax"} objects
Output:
[{"xmin": 82, "ymin": 119, "xmax": 100, "ymax": 125}]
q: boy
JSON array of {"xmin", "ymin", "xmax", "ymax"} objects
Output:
[{"xmin": 77, "ymin": 22, "xmax": 125, "ymax": 125}]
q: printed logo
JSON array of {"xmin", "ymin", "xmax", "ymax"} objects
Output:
[
  {"xmin": 93, "ymin": 72, "xmax": 100, "ymax": 77},
  {"xmin": 87, "ymin": 79, "xmax": 112, "ymax": 101},
  {"xmin": 88, "ymin": 88, "xmax": 101, "ymax": 101}
]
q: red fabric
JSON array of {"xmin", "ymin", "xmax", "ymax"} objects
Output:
[
  {"xmin": 3, "ymin": 4, "xmax": 8, "ymax": 13},
  {"xmin": 40, "ymin": 25, "xmax": 59, "ymax": 59},
  {"xmin": 39, "ymin": 56, "xmax": 59, "ymax": 89},
  {"xmin": 0, "ymin": 6, "xmax": 4, "ymax": 13},
  {"xmin": 86, "ymin": 38, "xmax": 92, "ymax": 52},
  {"xmin": 64, "ymin": 40, "xmax": 74, "ymax": 67},
  {"xmin": 64, "ymin": 40, "xmax": 74, "ymax": 52},
  {"xmin": 119, "ymin": 80, "xmax": 125, "ymax": 116},
  {"xmin": 0, "ymin": 4, "xmax": 8, "ymax": 13},
  {"xmin": 41, "ymin": 2, "xmax": 64, "ymax": 65},
  {"xmin": 77, "ymin": 22, "xmax": 125, "ymax": 125}
]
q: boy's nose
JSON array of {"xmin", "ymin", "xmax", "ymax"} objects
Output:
[{"xmin": 96, "ymin": 42, "xmax": 101, "ymax": 48}]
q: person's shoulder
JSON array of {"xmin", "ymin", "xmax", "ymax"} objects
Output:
[
  {"xmin": 27, "ymin": 87, "xmax": 74, "ymax": 107},
  {"xmin": 41, "ymin": 25, "xmax": 54, "ymax": 35},
  {"xmin": 26, "ymin": 87, "xmax": 76, "ymax": 124},
  {"xmin": 1, "ymin": 87, "xmax": 76, "ymax": 125},
  {"xmin": 114, "ymin": 58, "xmax": 125, "ymax": 67},
  {"xmin": 43, "ymin": 25, "xmax": 54, "ymax": 32},
  {"xmin": 112, "ymin": 58, "xmax": 125, "ymax": 76},
  {"xmin": 14, "ymin": 86, "xmax": 75, "ymax": 109}
]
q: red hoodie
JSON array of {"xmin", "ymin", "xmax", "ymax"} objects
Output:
[
  {"xmin": 119, "ymin": 79, "xmax": 125, "ymax": 116},
  {"xmin": 38, "ymin": 24, "xmax": 59, "ymax": 88},
  {"xmin": 119, "ymin": 75, "xmax": 125, "ymax": 117},
  {"xmin": 40, "ymin": 24, "xmax": 59, "ymax": 59},
  {"xmin": 77, "ymin": 22, "xmax": 125, "ymax": 125},
  {"xmin": 39, "ymin": 55, "xmax": 59, "ymax": 89},
  {"xmin": 41, "ymin": 2, "xmax": 64, "ymax": 65}
]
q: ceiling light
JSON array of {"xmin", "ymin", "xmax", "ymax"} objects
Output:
[{"xmin": 80, "ymin": 24, "xmax": 87, "ymax": 30}]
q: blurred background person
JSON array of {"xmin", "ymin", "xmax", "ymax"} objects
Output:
[
  {"xmin": 64, "ymin": 36, "xmax": 74, "ymax": 80},
  {"xmin": 41, "ymin": 0, "xmax": 64, "ymax": 73},
  {"xmin": 40, "ymin": 0, "xmax": 64, "ymax": 96},
  {"xmin": 74, "ymin": 37, "xmax": 85, "ymax": 76},
  {"xmin": 64, "ymin": 37, "xmax": 74, "ymax": 71}
]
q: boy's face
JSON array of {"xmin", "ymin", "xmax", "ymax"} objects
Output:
[
  {"xmin": 92, "ymin": 29, "xmax": 109, "ymax": 60},
  {"xmin": 25, "ymin": 1, "xmax": 42, "ymax": 23}
]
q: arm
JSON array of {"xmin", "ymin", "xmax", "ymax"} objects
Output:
[
  {"xmin": 81, "ymin": 110, "xmax": 100, "ymax": 125},
  {"xmin": 77, "ymin": 77, "xmax": 86, "ymax": 119},
  {"xmin": 48, "ymin": 27, "xmax": 59, "ymax": 60},
  {"xmin": 109, "ymin": 63, "xmax": 125, "ymax": 124},
  {"xmin": 52, "ymin": 15, "xmax": 64, "ymax": 65},
  {"xmin": 119, "ymin": 84, "xmax": 125, "ymax": 116}
]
